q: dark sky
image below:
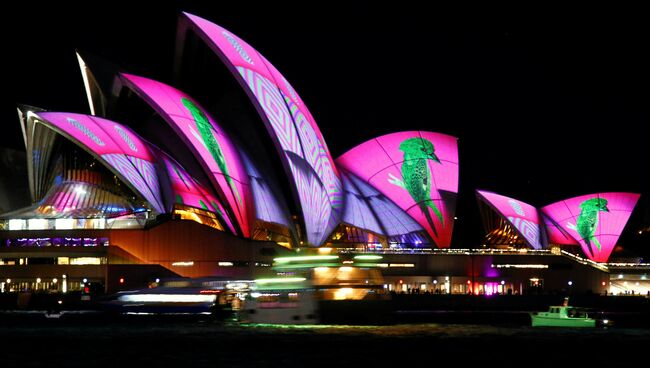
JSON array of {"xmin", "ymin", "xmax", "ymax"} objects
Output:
[{"xmin": 3, "ymin": 2, "xmax": 649, "ymax": 256}]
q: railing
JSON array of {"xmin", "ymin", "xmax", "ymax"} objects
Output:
[
  {"xmin": 336, "ymin": 247, "xmax": 612, "ymax": 272},
  {"xmin": 336, "ymin": 247, "xmax": 554, "ymax": 256}
]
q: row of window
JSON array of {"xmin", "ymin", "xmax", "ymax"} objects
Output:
[{"xmin": 0, "ymin": 257, "xmax": 105, "ymax": 266}]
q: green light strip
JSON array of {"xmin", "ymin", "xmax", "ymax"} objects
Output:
[
  {"xmin": 273, "ymin": 263, "xmax": 341, "ymax": 270},
  {"xmin": 352, "ymin": 263, "xmax": 380, "ymax": 268},
  {"xmin": 353, "ymin": 255, "xmax": 383, "ymax": 260},
  {"xmin": 274, "ymin": 255, "xmax": 339, "ymax": 263},
  {"xmin": 254, "ymin": 277, "xmax": 307, "ymax": 284}
]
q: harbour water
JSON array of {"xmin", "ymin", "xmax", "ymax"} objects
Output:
[{"xmin": 2, "ymin": 315, "xmax": 649, "ymax": 366}]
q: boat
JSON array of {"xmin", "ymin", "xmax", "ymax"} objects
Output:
[
  {"xmin": 100, "ymin": 277, "xmax": 252, "ymax": 316},
  {"xmin": 240, "ymin": 254, "xmax": 391, "ymax": 324},
  {"xmin": 530, "ymin": 298, "xmax": 609, "ymax": 327},
  {"xmin": 242, "ymin": 277, "xmax": 319, "ymax": 324}
]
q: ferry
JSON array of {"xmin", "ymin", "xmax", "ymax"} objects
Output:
[
  {"xmin": 240, "ymin": 254, "xmax": 390, "ymax": 324},
  {"xmin": 101, "ymin": 277, "xmax": 251, "ymax": 316},
  {"xmin": 242, "ymin": 277, "xmax": 318, "ymax": 324}
]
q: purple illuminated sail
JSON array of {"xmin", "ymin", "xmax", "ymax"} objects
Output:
[
  {"xmin": 340, "ymin": 169, "xmax": 423, "ymax": 237},
  {"xmin": 239, "ymin": 151, "xmax": 291, "ymax": 228},
  {"xmin": 340, "ymin": 171, "xmax": 384, "ymax": 235},
  {"xmin": 35, "ymin": 112, "xmax": 164, "ymax": 213}
]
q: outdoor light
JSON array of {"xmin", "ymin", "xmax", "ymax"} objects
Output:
[
  {"xmin": 568, "ymin": 281, "xmax": 573, "ymax": 286},
  {"xmin": 155, "ymin": 278, "xmax": 160, "ymax": 283},
  {"xmin": 83, "ymin": 278, "xmax": 88, "ymax": 283},
  {"xmin": 36, "ymin": 278, "xmax": 41, "ymax": 283},
  {"xmin": 52, "ymin": 278, "xmax": 57, "ymax": 284},
  {"xmin": 5, "ymin": 279, "xmax": 10, "ymax": 284},
  {"xmin": 501, "ymin": 280, "xmax": 505, "ymax": 285}
]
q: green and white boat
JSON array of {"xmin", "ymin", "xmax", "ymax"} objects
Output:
[{"xmin": 531, "ymin": 304, "xmax": 604, "ymax": 327}]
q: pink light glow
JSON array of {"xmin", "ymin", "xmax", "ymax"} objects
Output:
[
  {"xmin": 158, "ymin": 152, "xmax": 235, "ymax": 234},
  {"xmin": 120, "ymin": 73, "xmax": 251, "ymax": 237},
  {"xmin": 476, "ymin": 190, "xmax": 543, "ymax": 249},
  {"xmin": 541, "ymin": 192, "xmax": 640, "ymax": 262},
  {"xmin": 543, "ymin": 214, "xmax": 579, "ymax": 245},
  {"xmin": 337, "ymin": 131, "xmax": 459, "ymax": 247},
  {"xmin": 35, "ymin": 112, "xmax": 164, "ymax": 213}
]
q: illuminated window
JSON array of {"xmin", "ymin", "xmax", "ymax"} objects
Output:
[
  {"xmin": 8, "ymin": 220, "xmax": 26, "ymax": 231},
  {"xmin": 172, "ymin": 261, "xmax": 194, "ymax": 267},
  {"xmin": 69, "ymin": 257, "xmax": 102, "ymax": 265},
  {"xmin": 55, "ymin": 219, "xmax": 75, "ymax": 230}
]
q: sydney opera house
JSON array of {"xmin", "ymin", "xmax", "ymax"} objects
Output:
[{"xmin": 0, "ymin": 13, "xmax": 645, "ymax": 296}]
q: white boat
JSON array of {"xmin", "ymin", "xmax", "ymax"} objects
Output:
[
  {"xmin": 241, "ymin": 277, "xmax": 318, "ymax": 325},
  {"xmin": 101, "ymin": 278, "xmax": 252, "ymax": 316},
  {"xmin": 531, "ymin": 299, "xmax": 608, "ymax": 327},
  {"xmin": 241, "ymin": 254, "xmax": 391, "ymax": 324}
]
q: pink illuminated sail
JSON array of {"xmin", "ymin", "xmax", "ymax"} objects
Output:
[
  {"xmin": 156, "ymin": 150, "xmax": 235, "ymax": 234},
  {"xmin": 543, "ymin": 213, "xmax": 579, "ymax": 246},
  {"xmin": 179, "ymin": 12, "xmax": 342, "ymax": 246},
  {"xmin": 337, "ymin": 131, "xmax": 459, "ymax": 247},
  {"xmin": 541, "ymin": 192, "xmax": 640, "ymax": 262},
  {"xmin": 120, "ymin": 73, "xmax": 251, "ymax": 237},
  {"xmin": 476, "ymin": 190, "xmax": 543, "ymax": 249}
]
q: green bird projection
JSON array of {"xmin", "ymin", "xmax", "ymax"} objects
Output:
[
  {"xmin": 181, "ymin": 97, "xmax": 242, "ymax": 207},
  {"xmin": 388, "ymin": 137, "xmax": 444, "ymax": 237},
  {"xmin": 567, "ymin": 197, "xmax": 609, "ymax": 255}
]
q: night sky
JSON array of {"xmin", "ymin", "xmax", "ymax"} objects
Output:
[{"xmin": 3, "ymin": 2, "xmax": 649, "ymax": 257}]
